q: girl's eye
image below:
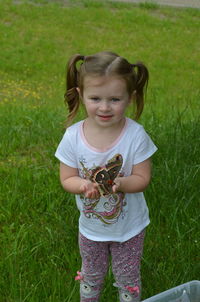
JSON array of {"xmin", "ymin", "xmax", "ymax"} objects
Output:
[
  {"xmin": 111, "ymin": 98, "xmax": 120, "ymax": 102},
  {"xmin": 91, "ymin": 97, "xmax": 100, "ymax": 101}
]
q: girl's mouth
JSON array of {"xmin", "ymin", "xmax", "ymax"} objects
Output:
[{"xmin": 98, "ymin": 115, "xmax": 113, "ymax": 120}]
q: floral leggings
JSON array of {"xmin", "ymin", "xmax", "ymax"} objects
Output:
[{"xmin": 77, "ymin": 230, "xmax": 145, "ymax": 302}]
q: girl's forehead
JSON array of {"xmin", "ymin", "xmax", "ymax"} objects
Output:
[{"xmin": 83, "ymin": 75, "xmax": 126, "ymax": 89}]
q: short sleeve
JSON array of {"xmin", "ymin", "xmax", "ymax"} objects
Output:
[
  {"xmin": 55, "ymin": 130, "xmax": 77, "ymax": 168},
  {"xmin": 133, "ymin": 127, "xmax": 157, "ymax": 165}
]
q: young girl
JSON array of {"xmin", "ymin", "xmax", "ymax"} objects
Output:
[{"xmin": 55, "ymin": 51, "xmax": 157, "ymax": 302}]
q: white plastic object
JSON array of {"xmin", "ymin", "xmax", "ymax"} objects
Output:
[{"xmin": 142, "ymin": 280, "xmax": 200, "ymax": 302}]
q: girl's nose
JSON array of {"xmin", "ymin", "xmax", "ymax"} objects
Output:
[{"xmin": 99, "ymin": 100, "xmax": 110, "ymax": 111}]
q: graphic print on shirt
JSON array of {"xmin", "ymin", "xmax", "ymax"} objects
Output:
[{"xmin": 79, "ymin": 154, "xmax": 126, "ymax": 225}]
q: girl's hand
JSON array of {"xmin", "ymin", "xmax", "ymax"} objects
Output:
[
  {"xmin": 112, "ymin": 177, "xmax": 121, "ymax": 193},
  {"xmin": 112, "ymin": 159, "xmax": 151, "ymax": 194},
  {"xmin": 80, "ymin": 180, "xmax": 100, "ymax": 199}
]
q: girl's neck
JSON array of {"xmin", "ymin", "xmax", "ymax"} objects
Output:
[{"xmin": 82, "ymin": 117, "xmax": 126, "ymax": 151}]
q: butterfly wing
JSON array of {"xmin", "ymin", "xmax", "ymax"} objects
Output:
[
  {"xmin": 90, "ymin": 154, "xmax": 123, "ymax": 196},
  {"xmin": 106, "ymin": 154, "xmax": 123, "ymax": 182},
  {"xmin": 90, "ymin": 167, "xmax": 111, "ymax": 196}
]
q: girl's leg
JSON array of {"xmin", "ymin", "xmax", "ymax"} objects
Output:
[
  {"xmin": 110, "ymin": 230, "xmax": 145, "ymax": 302},
  {"xmin": 78, "ymin": 233, "xmax": 109, "ymax": 302}
]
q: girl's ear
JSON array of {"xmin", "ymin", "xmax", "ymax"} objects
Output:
[
  {"xmin": 76, "ymin": 87, "xmax": 83, "ymax": 101},
  {"xmin": 128, "ymin": 90, "xmax": 136, "ymax": 105},
  {"xmin": 131, "ymin": 90, "xmax": 137, "ymax": 100},
  {"xmin": 76, "ymin": 87, "xmax": 80, "ymax": 95}
]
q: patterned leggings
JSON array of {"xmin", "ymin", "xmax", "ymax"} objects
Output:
[{"xmin": 78, "ymin": 230, "xmax": 145, "ymax": 302}]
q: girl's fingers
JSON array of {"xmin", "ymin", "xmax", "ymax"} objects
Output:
[
  {"xmin": 112, "ymin": 184, "xmax": 117, "ymax": 193},
  {"xmin": 86, "ymin": 188, "xmax": 99, "ymax": 199},
  {"xmin": 112, "ymin": 178, "xmax": 121, "ymax": 193},
  {"xmin": 80, "ymin": 180, "xmax": 100, "ymax": 198}
]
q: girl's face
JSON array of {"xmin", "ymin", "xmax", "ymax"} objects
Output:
[{"xmin": 80, "ymin": 75, "xmax": 132, "ymax": 129}]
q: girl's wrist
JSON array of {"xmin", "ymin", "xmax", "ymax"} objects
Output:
[{"xmin": 79, "ymin": 178, "xmax": 89, "ymax": 191}]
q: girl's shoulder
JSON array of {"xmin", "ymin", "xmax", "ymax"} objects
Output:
[
  {"xmin": 126, "ymin": 117, "xmax": 144, "ymax": 133},
  {"xmin": 125, "ymin": 118, "xmax": 151, "ymax": 145},
  {"xmin": 65, "ymin": 120, "xmax": 83, "ymax": 135}
]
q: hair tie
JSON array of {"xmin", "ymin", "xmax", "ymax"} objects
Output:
[
  {"xmin": 131, "ymin": 63, "xmax": 137, "ymax": 68},
  {"xmin": 80, "ymin": 55, "xmax": 85, "ymax": 61}
]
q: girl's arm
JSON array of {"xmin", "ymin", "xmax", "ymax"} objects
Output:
[
  {"xmin": 60, "ymin": 162, "xmax": 100, "ymax": 199},
  {"xmin": 112, "ymin": 158, "xmax": 151, "ymax": 194}
]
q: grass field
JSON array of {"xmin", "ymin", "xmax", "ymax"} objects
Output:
[{"xmin": 0, "ymin": 0, "xmax": 199, "ymax": 301}]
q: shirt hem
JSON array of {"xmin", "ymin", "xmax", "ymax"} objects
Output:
[
  {"xmin": 55, "ymin": 152, "xmax": 77, "ymax": 168},
  {"xmin": 133, "ymin": 146, "xmax": 158, "ymax": 165},
  {"xmin": 79, "ymin": 220, "xmax": 150, "ymax": 243}
]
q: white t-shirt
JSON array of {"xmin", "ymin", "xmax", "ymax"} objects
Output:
[{"xmin": 55, "ymin": 118, "xmax": 157, "ymax": 242}]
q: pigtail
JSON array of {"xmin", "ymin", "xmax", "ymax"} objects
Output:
[
  {"xmin": 65, "ymin": 54, "xmax": 84, "ymax": 126},
  {"xmin": 133, "ymin": 62, "xmax": 149, "ymax": 119}
]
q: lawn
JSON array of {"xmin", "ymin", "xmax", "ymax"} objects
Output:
[{"xmin": 0, "ymin": 0, "xmax": 199, "ymax": 301}]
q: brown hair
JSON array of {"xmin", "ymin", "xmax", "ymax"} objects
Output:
[{"xmin": 65, "ymin": 51, "xmax": 149, "ymax": 126}]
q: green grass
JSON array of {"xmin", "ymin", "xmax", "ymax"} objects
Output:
[{"xmin": 0, "ymin": 0, "xmax": 199, "ymax": 301}]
